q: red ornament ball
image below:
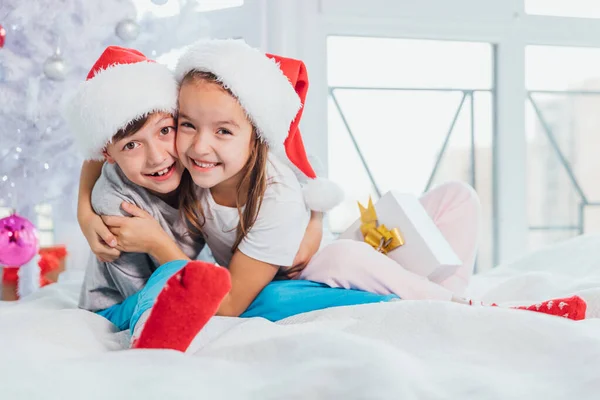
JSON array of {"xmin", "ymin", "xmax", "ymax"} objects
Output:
[{"xmin": 0, "ymin": 25, "xmax": 5, "ymax": 48}]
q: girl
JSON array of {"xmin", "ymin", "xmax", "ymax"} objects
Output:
[{"xmin": 106, "ymin": 39, "xmax": 586, "ymax": 352}]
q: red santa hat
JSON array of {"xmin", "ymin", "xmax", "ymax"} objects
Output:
[
  {"xmin": 175, "ymin": 39, "xmax": 344, "ymax": 212},
  {"xmin": 64, "ymin": 46, "xmax": 178, "ymax": 160}
]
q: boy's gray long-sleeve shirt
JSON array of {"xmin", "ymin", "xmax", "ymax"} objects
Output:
[{"xmin": 78, "ymin": 163, "xmax": 205, "ymax": 312}]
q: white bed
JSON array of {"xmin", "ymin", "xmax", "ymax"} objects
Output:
[{"xmin": 2, "ymin": 234, "xmax": 600, "ymax": 399}]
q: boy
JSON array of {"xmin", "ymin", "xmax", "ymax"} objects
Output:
[{"xmin": 65, "ymin": 46, "xmax": 231, "ymax": 330}]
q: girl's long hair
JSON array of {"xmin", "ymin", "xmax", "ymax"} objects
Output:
[{"xmin": 179, "ymin": 70, "xmax": 269, "ymax": 251}]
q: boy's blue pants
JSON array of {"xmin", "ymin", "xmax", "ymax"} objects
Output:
[{"xmin": 97, "ymin": 260, "xmax": 399, "ymax": 331}]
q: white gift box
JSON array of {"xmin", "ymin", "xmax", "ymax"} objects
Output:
[{"xmin": 339, "ymin": 191, "xmax": 461, "ymax": 283}]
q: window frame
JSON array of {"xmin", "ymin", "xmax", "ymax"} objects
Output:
[
  {"xmin": 154, "ymin": 0, "xmax": 600, "ymax": 266},
  {"xmin": 287, "ymin": 0, "xmax": 600, "ymax": 266}
]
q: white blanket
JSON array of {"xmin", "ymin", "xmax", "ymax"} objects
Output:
[{"xmin": 2, "ymin": 234, "xmax": 600, "ymax": 399}]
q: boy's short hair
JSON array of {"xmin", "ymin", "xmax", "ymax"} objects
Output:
[{"xmin": 111, "ymin": 115, "xmax": 150, "ymax": 143}]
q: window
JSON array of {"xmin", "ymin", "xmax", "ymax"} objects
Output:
[
  {"xmin": 34, "ymin": 204, "xmax": 55, "ymax": 247},
  {"xmin": 526, "ymin": 45, "xmax": 600, "ymax": 251},
  {"xmin": 327, "ymin": 36, "xmax": 495, "ymax": 270},
  {"xmin": 525, "ymin": 0, "xmax": 600, "ymax": 19}
]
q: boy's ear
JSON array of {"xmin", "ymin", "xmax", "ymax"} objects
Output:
[{"xmin": 103, "ymin": 148, "xmax": 116, "ymax": 164}]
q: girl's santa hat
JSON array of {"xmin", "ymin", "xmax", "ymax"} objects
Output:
[
  {"xmin": 175, "ymin": 39, "xmax": 344, "ymax": 212},
  {"xmin": 64, "ymin": 46, "xmax": 178, "ymax": 160}
]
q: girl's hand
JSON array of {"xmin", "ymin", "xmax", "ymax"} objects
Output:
[
  {"xmin": 286, "ymin": 211, "xmax": 323, "ymax": 279},
  {"xmin": 79, "ymin": 211, "xmax": 120, "ymax": 263},
  {"xmin": 101, "ymin": 202, "xmax": 168, "ymax": 254}
]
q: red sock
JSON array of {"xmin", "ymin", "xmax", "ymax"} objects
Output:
[
  {"xmin": 511, "ymin": 295, "xmax": 586, "ymax": 321},
  {"xmin": 132, "ymin": 261, "xmax": 231, "ymax": 352}
]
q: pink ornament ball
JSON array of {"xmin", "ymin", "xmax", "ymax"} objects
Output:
[{"xmin": 0, "ymin": 213, "xmax": 39, "ymax": 266}]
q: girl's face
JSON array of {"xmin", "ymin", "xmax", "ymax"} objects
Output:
[
  {"xmin": 104, "ymin": 112, "xmax": 183, "ymax": 195},
  {"xmin": 176, "ymin": 80, "xmax": 254, "ymax": 193}
]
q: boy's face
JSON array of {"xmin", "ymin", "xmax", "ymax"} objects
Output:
[
  {"xmin": 176, "ymin": 80, "xmax": 253, "ymax": 191},
  {"xmin": 104, "ymin": 113, "xmax": 184, "ymax": 195}
]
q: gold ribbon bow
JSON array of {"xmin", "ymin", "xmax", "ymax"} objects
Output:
[{"xmin": 358, "ymin": 197, "xmax": 405, "ymax": 254}]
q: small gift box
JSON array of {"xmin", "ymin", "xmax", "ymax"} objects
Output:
[
  {"xmin": 1, "ymin": 245, "xmax": 67, "ymax": 301},
  {"xmin": 339, "ymin": 191, "xmax": 461, "ymax": 283}
]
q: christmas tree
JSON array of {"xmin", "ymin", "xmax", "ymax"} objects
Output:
[
  {"xmin": 0, "ymin": 0, "xmax": 218, "ymax": 296},
  {"xmin": 0, "ymin": 0, "xmax": 215, "ymax": 215},
  {"xmin": 0, "ymin": 0, "xmax": 139, "ymax": 218}
]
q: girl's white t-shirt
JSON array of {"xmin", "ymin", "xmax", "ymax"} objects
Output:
[{"xmin": 199, "ymin": 155, "xmax": 310, "ymax": 269}]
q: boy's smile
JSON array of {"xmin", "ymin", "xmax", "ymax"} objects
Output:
[{"xmin": 144, "ymin": 161, "xmax": 177, "ymax": 181}]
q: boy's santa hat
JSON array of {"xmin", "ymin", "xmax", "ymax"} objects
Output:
[
  {"xmin": 175, "ymin": 39, "xmax": 344, "ymax": 212},
  {"xmin": 64, "ymin": 46, "xmax": 178, "ymax": 160}
]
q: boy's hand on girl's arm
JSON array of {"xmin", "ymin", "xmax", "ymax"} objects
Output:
[
  {"xmin": 286, "ymin": 211, "xmax": 323, "ymax": 280},
  {"xmin": 102, "ymin": 202, "xmax": 189, "ymax": 265}
]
